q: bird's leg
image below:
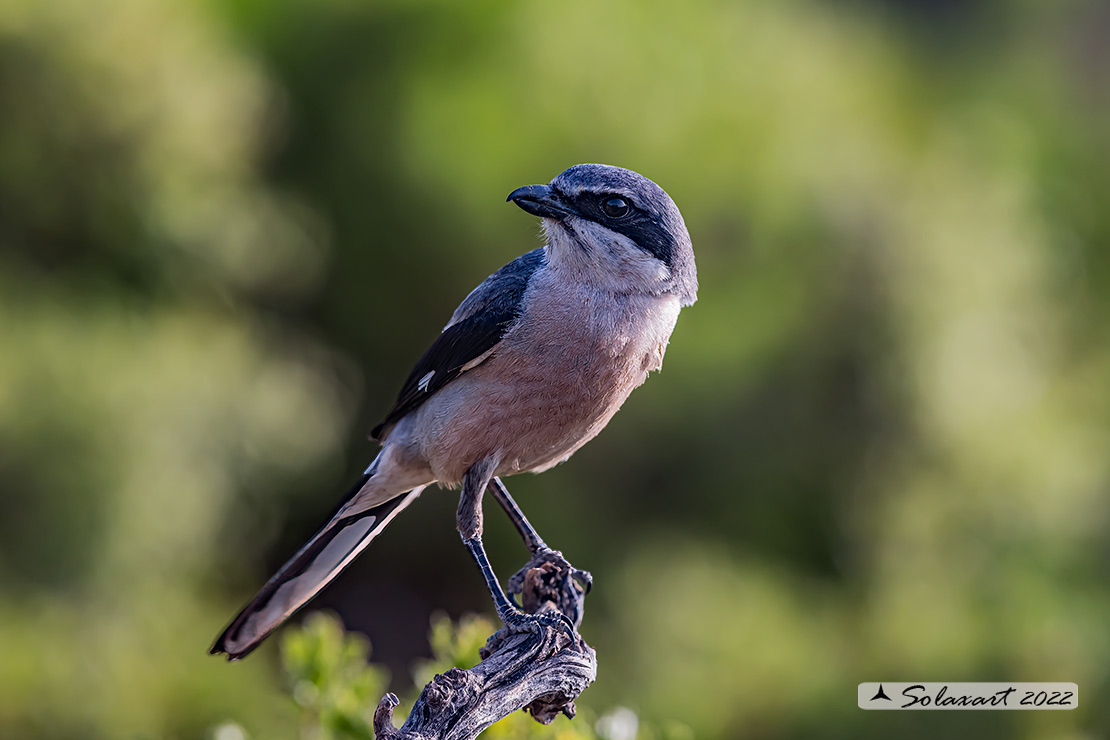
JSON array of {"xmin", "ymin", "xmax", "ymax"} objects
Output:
[
  {"xmin": 458, "ymin": 460, "xmax": 574, "ymax": 635},
  {"xmin": 490, "ymin": 476, "xmax": 593, "ymax": 598},
  {"xmin": 489, "ymin": 476, "xmax": 547, "ymax": 554}
]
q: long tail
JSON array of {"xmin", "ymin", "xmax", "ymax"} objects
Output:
[{"xmin": 210, "ymin": 476, "xmax": 425, "ymax": 660}]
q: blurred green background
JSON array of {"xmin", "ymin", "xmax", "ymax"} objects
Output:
[{"xmin": 3, "ymin": 0, "xmax": 1110, "ymax": 737}]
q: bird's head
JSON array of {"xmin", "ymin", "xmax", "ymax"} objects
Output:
[{"xmin": 508, "ymin": 164, "xmax": 697, "ymax": 306}]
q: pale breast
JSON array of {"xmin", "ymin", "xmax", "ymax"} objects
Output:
[{"xmin": 410, "ymin": 280, "xmax": 682, "ymax": 482}]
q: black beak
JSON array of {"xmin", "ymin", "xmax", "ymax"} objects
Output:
[{"xmin": 507, "ymin": 184, "xmax": 575, "ymax": 219}]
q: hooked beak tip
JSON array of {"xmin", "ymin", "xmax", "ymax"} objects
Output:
[{"xmin": 507, "ymin": 184, "xmax": 573, "ymax": 219}]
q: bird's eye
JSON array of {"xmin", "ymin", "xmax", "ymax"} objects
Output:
[{"xmin": 600, "ymin": 196, "xmax": 630, "ymax": 219}]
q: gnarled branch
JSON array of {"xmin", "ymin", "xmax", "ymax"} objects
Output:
[{"xmin": 373, "ymin": 551, "xmax": 596, "ymax": 740}]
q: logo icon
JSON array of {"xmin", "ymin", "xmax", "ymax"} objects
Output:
[{"xmin": 870, "ymin": 684, "xmax": 892, "ymax": 702}]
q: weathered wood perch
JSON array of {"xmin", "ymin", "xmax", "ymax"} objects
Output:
[{"xmin": 373, "ymin": 550, "xmax": 596, "ymax": 740}]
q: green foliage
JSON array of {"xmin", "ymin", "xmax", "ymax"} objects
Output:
[
  {"xmin": 412, "ymin": 612, "xmax": 498, "ymax": 688},
  {"xmin": 281, "ymin": 613, "xmax": 390, "ymax": 740},
  {"xmin": 279, "ymin": 612, "xmax": 698, "ymax": 740}
]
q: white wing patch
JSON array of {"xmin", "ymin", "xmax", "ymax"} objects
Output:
[
  {"xmin": 460, "ymin": 346, "xmax": 497, "ymax": 373},
  {"xmin": 417, "ymin": 370, "xmax": 435, "ymax": 392}
]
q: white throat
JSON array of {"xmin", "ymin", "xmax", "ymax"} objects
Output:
[{"xmin": 542, "ymin": 217, "xmax": 672, "ymax": 296}]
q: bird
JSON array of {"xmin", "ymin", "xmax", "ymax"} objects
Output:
[{"xmin": 210, "ymin": 163, "xmax": 698, "ymax": 660}]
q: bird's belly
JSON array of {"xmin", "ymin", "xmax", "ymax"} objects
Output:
[
  {"xmin": 485, "ymin": 352, "xmax": 641, "ymax": 474},
  {"xmin": 413, "ymin": 296, "xmax": 678, "ymax": 482},
  {"xmin": 412, "ymin": 352, "xmax": 633, "ymax": 480}
]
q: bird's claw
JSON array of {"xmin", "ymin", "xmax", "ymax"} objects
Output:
[
  {"xmin": 499, "ymin": 605, "xmax": 576, "ymax": 638},
  {"xmin": 571, "ymin": 568, "xmax": 593, "ymax": 595}
]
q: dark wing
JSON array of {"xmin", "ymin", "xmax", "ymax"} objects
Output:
[{"xmin": 370, "ymin": 247, "xmax": 546, "ymax": 440}]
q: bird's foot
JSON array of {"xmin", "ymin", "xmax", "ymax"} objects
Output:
[
  {"xmin": 504, "ymin": 547, "xmax": 590, "ymax": 630},
  {"xmin": 497, "ymin": 603, "xmax": 576, "ymax": 638}
]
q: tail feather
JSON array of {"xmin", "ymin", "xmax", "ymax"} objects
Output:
[{"xmin": 210, "ymin": 480, "xmax": 425, "ymax": 660}]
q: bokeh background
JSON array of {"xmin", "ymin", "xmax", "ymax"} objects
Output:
[{"xmin": 3, "ymin": 0, "xmax": 1110, "ymax": 738}]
